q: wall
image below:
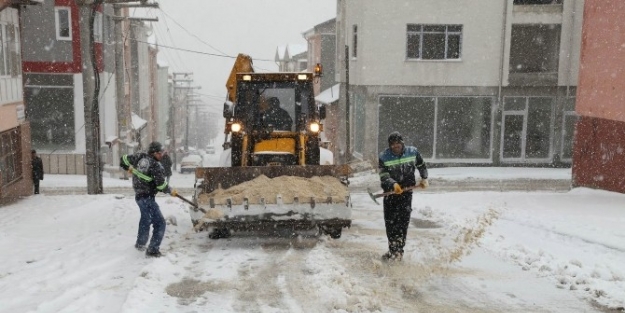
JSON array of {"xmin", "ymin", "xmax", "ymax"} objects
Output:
[
  {"xmin": 576, "ymin": 0, "xmax": 625, "ymax": 123},
  {"xmin": 573, "ymin": 116, "xmax": 625, "ymax": 193},
  {"xmin": 573, "ymin": 0, "xmax": 625, "ymax": 193},
  {"xmin": 20, "ymin": 0, "xmax": 77, "ymax": 65},
  {"xmin": 345, "ymin": 0, "xmax": 505, "ymax": 87},
  {"xmin": 0, "ymin": 123, "xmax": 32, "ymax": 204}
]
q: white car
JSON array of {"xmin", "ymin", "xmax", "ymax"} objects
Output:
[{"xmin": 179, "ymin": 155, "xmax": 203, "ymax": 174}]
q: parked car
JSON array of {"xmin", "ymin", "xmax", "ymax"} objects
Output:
[
  {"xmin": 179, "ymin": 155, "xmax": 203, "ymax": 174},
  {"xmin": 206, "ymin": 145, "xmax": 216, "ymax": 154}
]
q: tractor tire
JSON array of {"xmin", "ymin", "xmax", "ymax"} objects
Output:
[{"xmin": 319, "ymin": 225, "xmax": 342, "ymax": 239}]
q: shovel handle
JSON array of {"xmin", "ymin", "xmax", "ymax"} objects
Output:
[
  {"xmin": 377, "ymin": 186, "xmax": 420, "ymax": 198},
  {"xmin": 370, "ymin": 185, "xmax": 423, "ymax": 199},
  {"xmin": 175, "ymin": 194, "xmax": 206, "ymax": 213},
  {"xmin": 175, "ymin": 194, "xmax": 196, "ymax": 207}
]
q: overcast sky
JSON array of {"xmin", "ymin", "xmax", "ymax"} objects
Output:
[{"xmin": 135, "ymin": 0, "xmax": 336, "ymax": 112}]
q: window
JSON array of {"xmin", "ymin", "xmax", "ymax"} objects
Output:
[
  {"xmin": 407, "ymin": 24, "xmax": 462, "ymax": 60},
  {"xmin": 509, "ymin": 24, "xmax": 560, "ymax": 74},
  {"xmin": 561, "ymin": 98, "xmax": 577, "ymax": 160},
  {"xmin": 25, "ymin": 74, "xmax": 76, "ymax": 150},
  {"xmin": 55, "ymin": 7, "xmax": 72, "ymax": 40},
  {"xmin": 0, "ymin": 128, "xmax": 23, "ymax": 187},
  {"xmin": 378, "ymin": 96, "xmax": 492, "ymax": 160},
  {"xmin": 0, "ymin": 22, "xmax": 20, "ymax": 77},
  {"xmin": 353, "ymin": 93, "xmax": 366, "ymax": 156},
  {"xmin": 0, "ymin": 23, "xmax": 6, "ymax": 76},
  {"xmin": 502, "ymin": 97, "xmax": 554, "ymax": 161},
  {"xmin": 352, "ymin": 25, "xmax": 358, "ymax": 58}
]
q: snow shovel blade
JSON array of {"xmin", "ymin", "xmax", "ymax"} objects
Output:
[
  {"xmin": 176, "ymin": 194, "xmax": 206, "ymax": 213},
  {"xmin": 367, "ymin": 188, "xmax": 381, "ymax": 205}
]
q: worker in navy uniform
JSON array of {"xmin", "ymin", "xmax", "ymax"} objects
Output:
[
  {"xmin": 120, "ymin": 141, "xmax": 178, "ymax": 258},
  {"xmin": 378, "ymin": 131, "xmax": 428, "ymax": 261}
]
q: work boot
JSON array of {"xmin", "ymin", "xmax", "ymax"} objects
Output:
[
  {"xmin": 135, "ymin": 244, "xmax": 146, "ymax": 251},
  {"xmin": 145, "ymin": 249, "xmax": 162, "ymax": 258},
  {"xmin": 381, "ymin": 251, "xmax": 403, "ymax": 262}
]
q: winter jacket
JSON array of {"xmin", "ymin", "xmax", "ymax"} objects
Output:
[
  {"xmin": 160, "ymin": 153, "xmax": 173, "ymax": 177},
  {"xmin": 378, "ymin": 145, "xmax": 428, "ymax": 193},
  {"xmin": 263, "ymin": 106, "xmax": 293, "ymax": 131},
  {"xmin": 120, "ymin": 152, "xmax": 171, "ymax": 197},
  {"xmin": 32, "ymin": 156, "xmax": 44, "ymax": 181}
]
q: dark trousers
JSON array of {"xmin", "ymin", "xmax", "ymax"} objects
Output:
[
  {"xmin": 33, "ymin": 179, "xmax": 40, "ymax": 194},
  {"xmin": 383, "ymin": 192, "xmax": 413, "ymax": 254},
  {"xmin": 135, "ymin": 195, "xmax": 166, "ymax": 253}
]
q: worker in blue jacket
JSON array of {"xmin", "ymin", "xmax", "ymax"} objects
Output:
[
  {"xmin": 120, "ymin": 141, "xmax": 177, "ymax": 258},
  {"xmin": 378, "ymin": 131, "xmax": 428, "ymax": 261}
]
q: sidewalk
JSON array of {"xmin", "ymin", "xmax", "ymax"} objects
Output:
[
  {"xmin": 349, "ymin": 166, "xmax": 572, "ymax": 193},
  {"xmin": 41, "ymin": 167, "xmax": 573, "ymax": 195}
]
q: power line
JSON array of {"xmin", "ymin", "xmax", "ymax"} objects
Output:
[
  {"xmin": 153, "ymin": 7, "xmax": 189, "ymax": 71},
  {"xmin": 131, "ymin": 38, "xmax": 275, "ymax": 62},
  {"xmin": 158, "ymin": 7, "xmax": 229, "ymax": 56}
]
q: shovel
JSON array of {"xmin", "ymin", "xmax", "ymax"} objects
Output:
[
  {"xmin": 175, "ymin": 193, "xmax": 207, "ymax": 214},
  {"xmin": 367, "ymin": 185, "xmax": 422, "ymax": 205}
]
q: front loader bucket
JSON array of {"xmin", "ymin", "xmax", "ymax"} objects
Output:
[{"xmin": 190, "ymin": 165, "xmax": 351, "ymax": 238}]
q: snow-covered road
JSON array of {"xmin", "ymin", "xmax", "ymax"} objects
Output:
[{"xmin": 2, "ymin": 176, "xmax": 624, "ymax": 312}]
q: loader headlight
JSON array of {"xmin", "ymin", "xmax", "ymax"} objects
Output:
[
  {"xmin": 309, "ymin": 122, "xmax": 321, "ymax": 133},
  {"xmin": 231, "ymin": 122, "xmax": 242, "ymax": 132}
]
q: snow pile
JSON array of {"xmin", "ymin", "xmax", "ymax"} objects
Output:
[{"xmin": 197, "ymin": 175, "xmax": 349, "ymax": 205}]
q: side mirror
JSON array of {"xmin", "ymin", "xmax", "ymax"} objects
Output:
[
  {"xmin": 319, "ymin": 105, "xmax": 327, "ymax": 120},
  {"xmin": 223, "ymin": 101, "xmax": 233, "ymax": 119}
]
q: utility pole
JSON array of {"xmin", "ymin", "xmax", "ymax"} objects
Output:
[
  {"xmin": 78, "ymin": 0, "xmax": 104, "ymax": 194},
  {"xmin": 77, "ymin": 0, "xmax": 157, "ymax": 190},
  {"xmin": 113, "ymin": 2, "xmax": 158, "ymax": 179},
  {"xmin": 183, "ymin": 88, "xmax": 201, "ymax": 150},
  {"xmin": 113, "ymin": 4, "xmax": 130, "ymax": 179},
  {"xmin": 171, "ymin": 72, "xmax": 194, "ymax": 167},
  {"xmin": 344, "ymin": 45, "xmax": 351, "ymax": 164}
]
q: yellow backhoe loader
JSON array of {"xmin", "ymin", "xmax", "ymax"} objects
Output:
[{"xmin": 189, "ymin": 54, "xmax": 351, "ymax": 239}]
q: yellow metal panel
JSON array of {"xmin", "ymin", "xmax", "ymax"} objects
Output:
[{"xmin": 253, "ymin": 138, "xmax": 296, "ymax": 154}]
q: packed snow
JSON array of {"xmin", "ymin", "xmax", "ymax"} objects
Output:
[{"xmin": 0, "ymin": 162, "xmax": 624, "ymax": 312}]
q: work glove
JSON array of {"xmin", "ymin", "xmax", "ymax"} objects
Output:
[
  {"xmin": 170, "ymin": 189, "xmax": 178, "ymax": 197},
  {"xmin": 393, "ymin": 183, "xmax": 403, "ymax": 194},
  {"xmin": 419, "ymin": 179, "xmax": 429, "ymax": 189},
  {"xmin": 127, "ymin": 166, "xmax": 134, "ymax": 175}
]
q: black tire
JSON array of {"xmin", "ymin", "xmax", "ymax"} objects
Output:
[
  {"xmin": 305, "ymin": 137, "xmax": 320, "ymax": 165},
  {"xmin": 319, "ymin": 225, "xmax": 342, "ymax": 239},
  {"xmin": 208, "ymin": 227, "xmax": 231, "ymax": 240},
  {"xmin": 230, "ymin": 136, "xmax": 243, "ymax": 167}
]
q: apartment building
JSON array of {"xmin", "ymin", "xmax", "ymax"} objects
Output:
[
  {"xmin": 20, "ymin": 0, "xmax": 117, "ymax": 174},
  {"xmin": 19, "ymin": 1, "xmax": 162, "ymax": 177},
  {"xmin": 0, "ymin": 5, "xmax": 32, "ymax": 202},
  {"xmin": 304, "ymin": 18, "xmax": 340, "ymax": 155},
  {"xmin": 335, "ymin": 0, "xmax": 581, "ymax": 167}
]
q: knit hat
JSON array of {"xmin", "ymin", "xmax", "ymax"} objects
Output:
[
  {"xmin": 147, "ymin": 141, "xmax": 164, "ymax": 154},
  {"xmin": 387, "ymin": 131, "xmax": 404, "ymax": 145}
]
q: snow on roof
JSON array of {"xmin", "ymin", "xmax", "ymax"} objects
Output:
[
  {"xmin": 131, "ymin": 113, "xmax": 147, "ymax": 130},
  {"xmin": 315, "ymin": 83, "xmax": 340, "ymax": 105}
]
